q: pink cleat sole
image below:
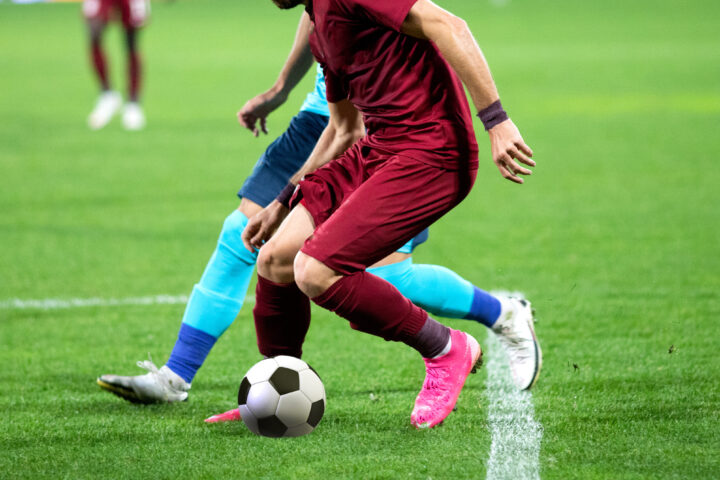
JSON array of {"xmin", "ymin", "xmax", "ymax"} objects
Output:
[
  {"xmin": 204, "ymin": 408, "xmax": 242, "ymax": 423},
  {"xmin": 411, "ymin": 329, "xmax": 483, "ymax": 429}
]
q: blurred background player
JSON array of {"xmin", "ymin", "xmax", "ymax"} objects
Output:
[
  {"xmin": 96, "ymin": 12, "xmax": 539, "ymax": 408},
  {"xmin": 83, "ymin": 0, "xmax": 148, "ymax": 130}
]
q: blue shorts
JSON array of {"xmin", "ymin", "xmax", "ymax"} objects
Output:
[
  {"xmin": 237, "ymin": 110, "xmax": 428, "ymax": 254},
  {"xmin": 238, "ymin": 111, "xmax": 329, "ymax": 208}
]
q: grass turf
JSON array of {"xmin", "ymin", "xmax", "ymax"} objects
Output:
[{"xmin": 1, "ymin": 0, "xmax": 718, "ymax": 478}]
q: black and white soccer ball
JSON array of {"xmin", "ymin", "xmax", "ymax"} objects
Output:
[{"xmin": 238, "ymin": 355, "xmax": 326, "ymax": 438}]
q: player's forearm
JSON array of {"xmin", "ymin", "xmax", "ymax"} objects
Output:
[
  {"xmin": 271, "ymin": 12, "xmax": 315, "ymax": 99},
  {"xmin": 288, "ymin": 124, "xmax": 363, "ymax": 185},
  {"xmin": 432, "ymin": 20, "xmax": 499, "ymax": 111}
]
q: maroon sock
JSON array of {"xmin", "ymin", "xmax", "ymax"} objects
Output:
[
  {"xmin": 312, "ymin": 271, "xmax": 446, "ymax": 356},
  {"xmin": 128, "ymin": 50, "xmax": 141, "ymax": 102},
  {"xmin": 91, "ymin": 44, "xmax": 109, "ymax": 91},
  {"xmin": 405, "ymin": 317, "xmax": 451, "ymax": 358},
  {"xmin": 253, "ymin": 275, "xmax": 311, "ymax": 358}
]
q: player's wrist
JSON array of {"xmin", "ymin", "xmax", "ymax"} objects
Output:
[
  {"xmin": 477, "ymin": 100, "xmax": 508, "ymax": 131},
  {"xmin": 276, "ymin": 182, "xmax": 297, "ymax": 209},
  {"xmin": 269, "ymin": 82, "xmax": 290, "ymax": 102}
]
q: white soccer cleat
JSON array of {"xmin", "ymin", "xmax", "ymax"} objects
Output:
[
  {"xmin": 122, "ymin": 102, "xmax": 146, "ymax": 130},
  {"xmin": 87, "ymin": 91, "xmax": 122, "ymax": 130},
  {"xmin": 97, "ymin": 360, "xmax": 190, "ymax": 404},
  {"xmin": 492, "ymin": 297, "xmax": 542, "ymax": 390}
]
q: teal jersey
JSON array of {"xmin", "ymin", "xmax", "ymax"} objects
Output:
[{"xmin": 299, "ymin": 64, "xmax": 330, "ymax": 117}]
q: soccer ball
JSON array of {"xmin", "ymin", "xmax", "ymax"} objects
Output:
[{"xmin": 238, "ymin": 355, "xmax": 326, "ymax": 437}]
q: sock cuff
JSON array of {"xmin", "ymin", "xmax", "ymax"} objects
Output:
[
  {"xmin": 178, "ymin": 322, "xmax": 219, "ymax": 344},
  {"xmin": 398, "ymin": 303, "xmax": 429, "ymax": 341},
  {"xmin": 310, "ymin": 277, "xmax": 340, "ymax": 305},
  {"xmin": 257, "ymin": 275, "xmax": 297, "ymax": 289}
]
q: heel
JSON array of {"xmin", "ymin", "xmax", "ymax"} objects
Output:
[{"xmin": 467, "ymin": 335, "xmax": 483, "ymax": 374}]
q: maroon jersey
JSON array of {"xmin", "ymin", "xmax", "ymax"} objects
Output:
[{"xmin": 307, "ymin": 0, "xmax": 479, "ymax": 170}]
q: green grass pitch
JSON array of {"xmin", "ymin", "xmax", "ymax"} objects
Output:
[{"xmin": 1, "ymin": 0, "xmax": 719, "ymax": 478}]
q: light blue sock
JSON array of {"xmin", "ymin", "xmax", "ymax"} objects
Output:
[
  {"xmin": 166, "ymin": 210, "xmax": 257, "ymax": 382},
  {"xmin": 368, "ymin": 258, "xmax": 501, "ymax": 328}
]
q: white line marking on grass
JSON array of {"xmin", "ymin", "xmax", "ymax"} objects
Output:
[
  {"xmin": 0, "ymin": 294, "xmax": 258, "ymax": 311},
  {"xmin": 0, "ymin": 295, "xmax": 190, "ymax": 310},
  {"xmin": 485, "ymin": 291, "xmax": 543, "ymax": 480}
]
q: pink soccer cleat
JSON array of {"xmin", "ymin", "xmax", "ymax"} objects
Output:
[
  {"xmin": 411, "ymin": 329, "xmax": 483, "ymax": 429},
  {"xmin": 204, "ymin": 408, "xmax": 242, "ymax": 423}
]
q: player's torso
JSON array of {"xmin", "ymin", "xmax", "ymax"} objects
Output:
[{"xmin": 308, "ymin": 0, "xmax": 478, "ymax": 167}]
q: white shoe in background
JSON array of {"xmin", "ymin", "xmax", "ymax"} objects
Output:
[
  {"xmin": 492, "ymin": 297, "xmax": 542, "ymax": 390},
  {"xmin": 87, "ymin": 91, "xmax": 122, "ymax": 130},
  {"xmin": 122, "ymin": 102, "xmax": 146, "ymax": 131}
]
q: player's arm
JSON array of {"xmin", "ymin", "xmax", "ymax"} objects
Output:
[
  {"xmin": 242, "ymin": 99, "xmax": 364, "ymax": 251},
  {"xmin": 401, "ymin": 0, "xmax": 535, "ymax": 184},
  {"xmin": 238, "ymin": 12, "xmax": 315, "ymax": 136}
]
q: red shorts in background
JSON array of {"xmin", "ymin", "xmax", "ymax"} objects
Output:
[
  {"xmin": 82, "ymin": 0, "xmax": 150, "ymax": 29},
  {"xmin": 295, "ymin": 142, "xmax": 477, "ymax": 275}
]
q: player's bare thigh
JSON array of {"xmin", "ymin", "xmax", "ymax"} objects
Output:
[{"xmin": 256, "ymin": 204, "xmax": 315, "ymax": 284}]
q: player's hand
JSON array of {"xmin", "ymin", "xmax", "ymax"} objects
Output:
[
  {"xmin": 242, "ymin": 200, "xmax": 290, "ymax": 252},
  {"xmin": 488, "ymin": 119, "xmax": 535, "ymax": 184},
  {"xmin": 237, "ymin": 90, "xmax": 287, "ymax": 137}
]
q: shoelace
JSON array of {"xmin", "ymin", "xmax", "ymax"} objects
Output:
[{"xmin": 136, "ymin": 354, "xmax": 160, "ymax": 375}]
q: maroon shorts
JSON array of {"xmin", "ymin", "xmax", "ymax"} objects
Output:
[
  {"xmin": 83, "ymin": 0, "xmax": 150, "ymax": 29},
  {"xmin": 295, "ymin": 143, "xmax": 477, "ymax": 275}
]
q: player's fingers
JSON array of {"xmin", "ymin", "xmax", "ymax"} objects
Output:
[
  {"xmin": 242, "ymin": 225, "xmax": 257, "ymax": 252},
  {"xmin": 510, "ymin": 147, "xmax": 535, "ymax": 167},
  {"xmin": 260, "ymin": 117, "xmax": 268, "ymax": 135},
  {"xmin": 506, "ymin": 150, "xmax": 532, "ymax": 175},
  {"xmin": 242, "ymin": 232, "xmax": 254, "ymax": 253},
  {"xmin": 516, "ymin": 141, "xmax": 534, "ymax": 158},
  {"xmin": 250, "ymin": 226, "xmax": 267, "ymax": 250},
  {"xmin": 497, "ymin": 162, "xmax": 523, "ymax": 184}
]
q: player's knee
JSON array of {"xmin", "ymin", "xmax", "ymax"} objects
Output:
[
  {"xmin": 256, "ymin": 239, "xmax": 295, "ymax": 283},
  {"xmin": 218, "ymin": 210, "xmax": 256, "ymax": 265},
  {"xmin": 294, "ymin": 252, "xmax": 336, "ymax": 297}
]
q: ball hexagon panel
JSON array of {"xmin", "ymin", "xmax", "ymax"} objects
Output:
[
  {"xmin": 307, "ymin": 399, "xmax": 325, "ymax": 427},
  {"xmin": 274, "ymin": 355, "xmax": 309, "ymax": 372},
  {"xmin": 298, "ymin": 369, "xmax": 325, "ymax": 403},
  {"xmin": 246, "ymin": 381, "xmax": 280, "ymax": 419},
  {"xmin": 257, "ymin": 415, "xmax": 287, "ymax": 438},
  {"xmin": 269, "ymin": 367, "xmax": 300, "ymax": 395},
  {"xmin": 275, "ymin": 390, "xmax": 312, "ymax": 427},
  {"xmin": 245, "ymin": 358, "xmax": 279, "ymax": 384},
  {"xmin": 284, "ymin": 423, "xmax": 314, "ymax": 437}
]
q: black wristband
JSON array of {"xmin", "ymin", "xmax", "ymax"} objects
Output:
[
  {"xmin": 477, "ymin": 100, "xmax": 508, "ymax": 131},
  {"xmin": 276, "ymin": 182, "xmax": 296, "ymax": 208}
]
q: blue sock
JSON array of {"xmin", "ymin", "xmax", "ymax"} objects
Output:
[
  {"xmin": 166, "ymin": 324, "xmax": 218, "ymax": 383},
  {"xmin": 367, "ymin": 258, "xmax": 501, "ymax": 328},
  {"xmin": 464, "ymin": 286, "xmax": 502, "ymax": 328},
  {"xmin": 166, "ymin": 210, "xmax": 258, "ymax": 382}
]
